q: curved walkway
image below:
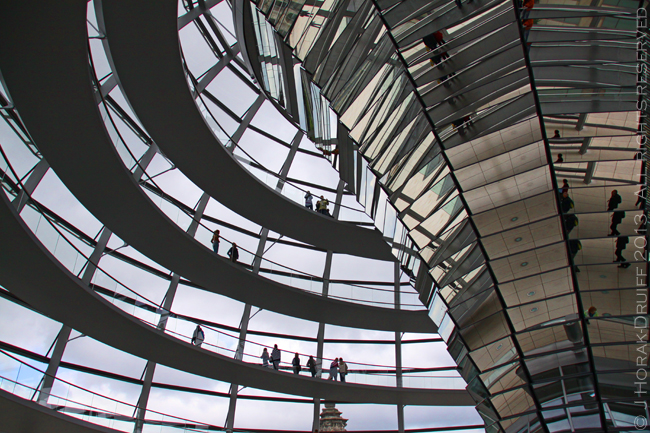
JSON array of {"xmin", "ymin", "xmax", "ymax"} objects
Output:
[
  {"xmin": 0, "ymin": 389, "xmax": 120, "ymax": 433},
  {"xmin": 95, "ymin": 0, "xmax": 394, "ymax": 262},
  {"xmin": 0, "ymin": 194, "xmax": 473, "ymax": 406},
  {"xmin": 0, "ymin": 1, "xmax": 433, "ymax": 333}
]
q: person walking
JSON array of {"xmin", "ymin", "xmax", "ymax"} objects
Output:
[
  {"xmin": 261, "ymin": 348, "xmax": 270, "ymax": 368},
  {"xmin": 328, "ymin": 358, "xmax": 339, "ymax": 381},
  {"xmin": 211, "ymin": 229, "xmax": 220, "ymax": 254},
  {"xmin": 607, "ymin": 190, "xmax": 622, "ymax": 211},
  {"xmin": 338, "ymin": 358, "xmax": 348, "ymax": 383},
  {"xmin": 560, "ymin": 191, "xmax": 574, "ymax": 213},
  {"xmin": 553, "ymin": 130, "xmax": 561, "ymax": 138},
  {"xmin": 292, "ymin": 353, "xmax": 301, "ymax": 375},
  {"xmin": 609, "ymin": 211, "xmax": 625, "ymax": 236},
  {"xmin": 614, "ymin": 236, "xmax": 629, "ymax": 268},
  {"xmin": 191, "ymin": 325, "xmax": 205, "ymax": 347},
  {"xmin": 307, "ymin": 355, "xmax": 317, "ymax": 377},
  {"xmin": 568, "ymin": 239, "xmax": 582, "ymax": 272},
  {"xmin": 271, "ymin": 344, "xmax": 281, "ymax": 370},
  {"xmin": 560, "ymin": 179, "xmax": 570, "ymax": 195},
  {"xmin": 564, "ymin": 214, "xmax": 578, "ymax": 234},
  {"xmin": 585, "ymin": 306, "xmax": 598, "ymax": 325},
  {"xmin": 317, "ymin": 196, "xmax": 329, "ymax": 215},
  {"xmin": 304, "ymin": 191, "xmax": 313, "ymax": 210},
  {"xmin": 227, "ymin": 243, "xmax": 239, "ymax": 263}
]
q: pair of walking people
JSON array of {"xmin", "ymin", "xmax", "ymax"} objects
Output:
[
  {"xmin": 211, "ymin": 229, "xmax": 239, "ymax": 263},
  {"xmin": 305, "ymin": 191, "xmax": 330, "ymax": 216},
  {"xmin": 261, "ymin": 344, "xmax": 282, "ymax": 370},
  {"xmin": 328, "ymin": 357, "xmax": 348, "ymax": 382}
]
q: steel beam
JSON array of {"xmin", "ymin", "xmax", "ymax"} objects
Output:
[
  {"xmin": 226, "ymin": 130, "xmax": 303, "ymax": 432},
  {"xmin": 133, "ymin": 194, "xmax": 209, "ymax": 433},
  {"xmin": 12, "ymin": 158, "xmax": 49, "ymax": 213}
]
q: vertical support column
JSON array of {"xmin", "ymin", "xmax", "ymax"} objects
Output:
[
  {"xmin": 12, "ymin": 158, "xmax": 49, "ymax": 213},
  {"xmin": 225, "ymin": 131, "xmax": 302, "ymax": 432},
  {"xmin": 312, "ymin": 180, "xmax": 346, "ymax": 431},
  {"xmin": 37, "ymin": 226, "xmax": 113, "ymax": 404},
  {"xmin": 394, "ymin": 261, "xmax": 405, "ymax": 433},
  {"xmin": 584, "ymin": 161, "xmax": 596, "ymax": 185},
  {"xmin": 36, "ymin": 325, "xmax": 71, "ymax": 404},
  {"xmin": 133, "ymin": 193, "xmax": 209, "ymax": 433},
  {"xmin": 578, "ymin": 137, "xmax": 592, "ymax": 155}
]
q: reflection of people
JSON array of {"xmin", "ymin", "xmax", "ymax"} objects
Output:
[
  {"xmin": 609, "ymin": 211, "xmax": 625, "ymax": 236},
  {"xmin": 564, "ymin": 214, "xmax": 578, "ymax": 234},
  {"xmin": 560, "ymin": 179, "xmax": 570, "ymax": 194},
  {"xmin": 607, "ymin": 190, "xmax": 622, "ymax": 211},
  {"xmin": 614, "ymin": 236, "xmax": 629, "ymax": 268},
  {"xmin": 521, "ymin": 0, "xmax": 535, "ymax": 40},
  {"xmin": 636, "ymin": 186, "xmax": 645, "ymax": 209},
  {"xmin": 568, "ymin": 239, "xmax": 582, "ymax": 272},
  {"xmin": 560, "ymin": 191, "xmax": 574, "ymax": 213},
  {"xmin": 555, "ymin": 154, "xmax": 564, "ymax": 163},
  {"xmin": 553, "ymin": 130, "xmax": 561, "ymax": 138},
  {"xmin": 585, "ymin": 306, "xmax": 598, "ymax": 324}
]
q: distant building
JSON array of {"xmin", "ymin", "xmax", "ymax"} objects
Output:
[{"xmin": 319, "ymin": 403, "xmax": 348, "ymax": 431}]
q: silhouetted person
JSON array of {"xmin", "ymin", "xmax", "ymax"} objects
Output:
[
  {"xmin": 191, "ymin": 325, "xmax": 205, "ymax": 347},
  {"xmin": 585, "ymin": 306, "xmax": 598, "ymax": 325},
  {"xmin": 338, "ymin": 358, "xmax": 348, "ymax": 383},
  {"xmin": 614, "ymin": 236, "xmax": 629, "ymax": 268},
  {"xmin": 423, "ymin": 31, "xmax": 450, "ymax": 73},
  {"xmin": 261, "ymin": 348, "xmax": 270, "ymax": 367},
  {"xmin": 307, "ymin": 355, "xmax": 317, "ymax": 377},
  {"xmin": 271, "ymin": 344, "xmax": 281, "ymax": 370},
  {"xmin": 560, "ymin": 191, "xmax": 574, "ymax": 213},
  {"xmin": 607, "ymin": 190, "xmax": 621, "ymax": 211},
  {"xmin": 560, "ymin": 179, "xmax": 570, "ymax": 194},
  {"xmin": 564, "ymin": 214, "xmax": 579, "ymax": 234},
  {"xmin": 227, "ymin": 243, "xmax": 239, "ymax": 263},
  {"xmin": 211, "ymin": 229, "xmax": 220, "ymax": 254},
  {"xmin": 317, "ymin": 196, "xmax": 329, "ymax": 215},
  {"xmin": 423, "ymin": 31, "xmax": 446, "ymax": 50},
  {"xmin": 328, "ymin": 358, "xmax": 339, "ymax": 381},
  {"xmin": 568, "ymin": 239, "xmax": 582, "ymax": 272},
  {"xmin": 636, "ymin": 186, "xmax": 645, "ymax": 209},
  {"xmin": 609, "ymin": 211, "xmax": 625, "ymax": 236},
  {"xmin": 292, "ymin": 353, "xmax": 301, "ymax": 374},
  {"xmin": 304, "ymin": 191, "xmax": 313, "ymax": 210},
  {"xmin": 555, "ymin": 154, "xmax": 564, "ymax": 163},
  {"xmin": 553, "ymin": 130, "xmax": 560, "ymax": 138},
  {"xmin": 452, "ymin": 117, "xmax": 469, "ymax": 133}
]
